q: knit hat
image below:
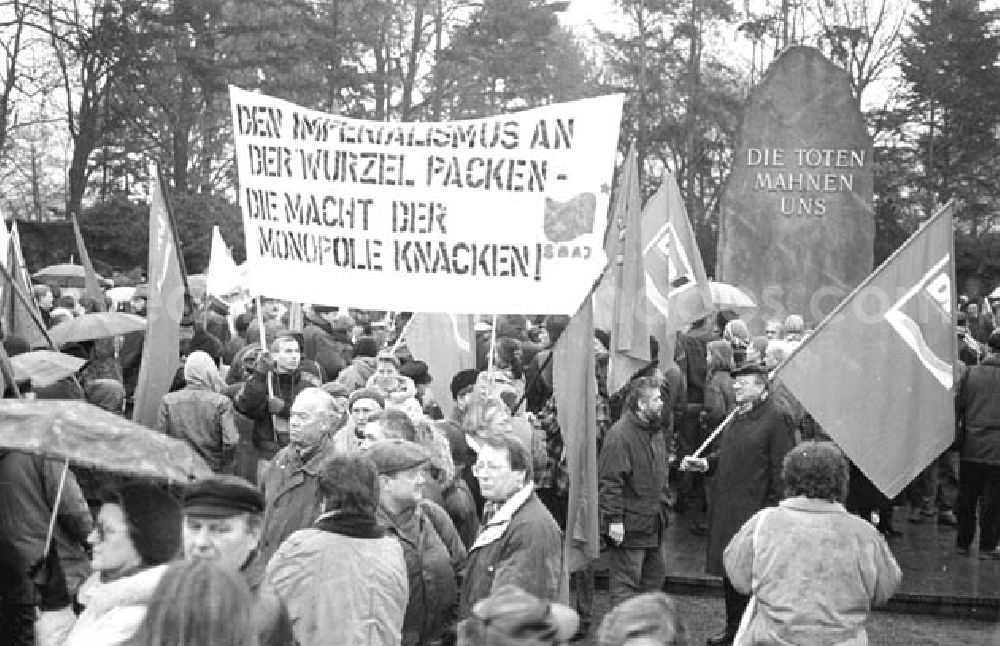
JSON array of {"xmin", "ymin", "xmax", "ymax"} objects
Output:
[
  {"xmin": 113, "ymin": 483, "xmax": 182, "ymax": 566},
  {"xmin": 348, "ymin": 388, "xmax": 385, "ymax": 411}
]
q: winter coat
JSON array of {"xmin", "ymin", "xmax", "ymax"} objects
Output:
[
  {"xmin": 337, "ymin": 356, "xmax": 379, "ymax": 393},
  {"xmin": 598, "ymin": 410, "xmax": 670, "ymax": 549},
  {"xmin": 157, "ymin": 385, "xmax": 239, "ymax": 472},
  {"xmin": 234, "ymin": 367, "xmax": 321, "ymax": 454},
  {"xmin": 378, "ymin": 500, "xmax": 467, "ymax": 645},
  {"xmin": 65, "ymin": 565, "xmax": 167, "ymax": 646},
  {"xmin": 0, "ymin": 450, "xmax": 92, "ymax": 605},
  {"xmin": 248, "ymin": 438, "xmax": 334, "ymax": 588},
  {"xmin": 441, "ymin": 477, "xmax": 480, "ymax": 549},
  {"xmin": 460, "ymin": 484, "xmax": 562, "ymax": 618},
  {"xmin": 302, "ymin": 314, "xmax": 354, "ymax": 380},
  {"xmin": 956, "ymin": 356, "xmax": 1000, "ymax": 465},
  {"xmin": 724, "ymin": 497, "xmax": 901, "ymax": 645},
  {"xmin": 705, "ymin": 396, "xmax": 797, "ymax": 576},
  {"xmin": 264, "ymin": 511, "xmax": 408, "ymax": 646}
]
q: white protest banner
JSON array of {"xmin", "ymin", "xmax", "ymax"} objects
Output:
[{"xmin": 230, "ymin": 86, "xmax": 624, "ymax": 314}]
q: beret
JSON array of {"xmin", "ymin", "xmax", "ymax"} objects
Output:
[
  {"xmin": 183, "ymin": 475, "xmax": 264, "ymax": 518},
  {"xmin": 364, "ymin": 439, "xmax": 429, "ymax": 475},
  {"xmin": 348, "ymin": 388, "xmax": 385, "ymax": 410}
]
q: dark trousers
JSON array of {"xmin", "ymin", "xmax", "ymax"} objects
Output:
[
  {"xmin": 606, "ymin": 544, "xmax": 666, "ymax": 607},
  {"xmin": 569, "ymin": 566, "xmax": 594, "ymax": 625},
  {"xmin": 0, "ymin": 602, "xmax": 35, "ymax": 646},
  {"xmin": 956, "ymin": 461, "xmax": 1000, "ymax": 550},
  {"xmin": 723, "ymin": 576, "xmax": 750, "ymax": 634}
]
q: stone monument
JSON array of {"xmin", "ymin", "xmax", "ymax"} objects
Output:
[{"xmin": 716, "ymin": 46, "xmax": 874, "ymax": 332}]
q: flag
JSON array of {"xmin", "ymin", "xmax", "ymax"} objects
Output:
[
  {"xmin": 555, "ymin": 294, "xmax": 600, "ymax": 595},
  {"xmin": 606, "ymin": 145, "xmax": 651, "ymax": 395},
  {"xmin": 133, "ymin": 173, "xmax": 185, "ymax": 428},
  {"xmin": 70, "ymin": 213, "xmax": 106, "ymax": 311},
  {"xmin": 206, "ymin": 225, "xmax": 241, "ymax": 297},
  {"xmin": 775, "ymin": 202, "xmax": 958, "ymax": 498},
  {"xmin": 641, "ymin": 172, "xmax": 713, "ymax": 363},
  {"xmin": 2, "ymin": 225, "xmax": 49, "ymax": 350},
  {"xmin": 402, "ymin": 312, "xmax": 475, "ymax": 418}
]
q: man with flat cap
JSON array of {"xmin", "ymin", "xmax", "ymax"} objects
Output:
[
  {"xmin": 183, "ymin": 474, "xmax": 294, "ymax": 646},
  {"xmin": 366, "ymin": 439, "xmax": 467, "ymax": 646},
  {"xmin": 681, "ymin": 362, "xmax": 797, "ymax": 645}
]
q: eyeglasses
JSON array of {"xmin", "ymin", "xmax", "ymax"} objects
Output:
[
  {"xmin": 351, "ymin": 406, "xmax": 378, "ymax": 415},
  {"xmin": 472, "ymin": 462, "xmax": 507, "ymax": 476},
  {"xmin": 93, "ymin": 523, "xmax": 126, "ymax": 543}
]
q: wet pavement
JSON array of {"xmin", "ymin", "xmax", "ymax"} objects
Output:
[{"xmin": 660, "ymin": 504, "xmax": 1000, "ymax": 619}]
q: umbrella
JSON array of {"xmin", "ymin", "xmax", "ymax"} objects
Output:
[
  {"xmin": 709, "ymin": 281, "xmax": 757, "ymax": 313},
  {"xmin": 49, "ymin": 312, "xmax": 146, "ymax": 346},
  {"xmin": 0, "ymin": 399, "xmax": 212, "ymax": 482},
  {"xmin": 9, "ymin": 351, "xmax": 86, "ymax": 387},
  {"xmin": 32, "ymin": 264, "xmax": 112, "ymax": 289}
]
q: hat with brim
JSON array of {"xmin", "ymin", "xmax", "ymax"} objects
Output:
[
  {"xmin": 471, "ymin": 584, "xmax": 579, "ymax": 642},
  {"xmin": 183, "ymin": 475, "xmax": 264, "ymax": 518},
  {"xmin": 364, "ymin": 439, "xmax": 430, "ymax": 475}
]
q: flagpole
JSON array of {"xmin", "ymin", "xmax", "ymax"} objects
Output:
[
  {"xmin": 0, "ymin": 263, "xmax": 57, "ymax": 350},
  {"xmin": 773, "ymin": 199, "xmax": 957, "ymax": 380},
  {"xmin": 256, "ymin": 296, "xmax": 279, "ymax": 442},
  {"xmin": 690, "ymin": 408, "xmax": 738, "ymax": 459},
  {"xmin": 41, "ymin": 458, "xmax": 69, "ymax": 557},
  {"xmin": 390, "ymin": 314, "xmax": 414, "ymax": 354}
]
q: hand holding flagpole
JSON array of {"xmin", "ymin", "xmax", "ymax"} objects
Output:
[{"xmin": 680, "ymin": 408, "xmax": 738, "ymax": 471}]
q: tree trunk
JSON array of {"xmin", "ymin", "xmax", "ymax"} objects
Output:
[
  {"xmin": 432, "ymin": 0, "xmax": 444, "ymax": 120},
  {"xmin": 684, "ymin": 0, "xmax": 702, "ymax": 222},
  {"xmin": 399, "ymin": 1, "xmax": 426, "ymax": 119}
]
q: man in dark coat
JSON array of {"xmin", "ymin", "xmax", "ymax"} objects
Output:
[
  {"xmin": 235, "ymin": 332, "xmax": 322, "ymax": 463},
  {"xmin": 598, "ymin": 376, "xmax": 671, "ymax": 607},
  {"xmin": 955, "ymin": 329, "xmax": 1000, "ymax": 557},
  {"xmin": 460, "ymin": 434, "xmax": 562, "ymax": 619},
  {"xmin": 182, "ymin": 475, "xmax": 294, "ymax": 646},
  {"xmin": 681, "ymin": 363, "xmax": 797, "ymax": 645}
]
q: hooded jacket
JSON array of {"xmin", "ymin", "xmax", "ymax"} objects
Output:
[{"xmin": 158, "ymin": 352, "xmax": 239, "ymax": 472}]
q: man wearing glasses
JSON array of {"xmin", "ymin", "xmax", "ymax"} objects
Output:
[{"xmin": 460, "ymin": 434, "xmax": 562, "ymax": 619}]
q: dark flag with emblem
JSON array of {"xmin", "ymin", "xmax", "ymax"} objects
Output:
[
  {"xmin": 775, "ymin": 202, "xmax": 957, "ymax": 498},
  {"xmin": 641, "ymin": 172, "xmax": 713, "ymax": 362}
]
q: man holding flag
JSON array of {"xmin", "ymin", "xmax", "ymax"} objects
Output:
[{"xmin": 681, "ymin": 363, "xmax": 797, "ymax": 645}]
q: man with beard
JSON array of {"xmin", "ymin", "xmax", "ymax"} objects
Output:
[
  {"xmin": 598, "ymin": 376, "xmax": 671, "ymax": 606},
  {"xmin": 681, "ymin": 363, "xmax": 797, "ymax": 645}
]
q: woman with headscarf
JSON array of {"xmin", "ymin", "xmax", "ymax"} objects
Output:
[{"xmin": 157, "ymin": 351, "xmax": 239, "ymax": 473}]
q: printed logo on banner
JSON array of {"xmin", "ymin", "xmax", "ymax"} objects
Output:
[
  {"xmin": 644, "ymin": 222, "xmax": 695, "ymax": 317},
  {"xmin": 884, "ymin": 255, "xmax": 953, "ymax": 389},
  {"xmin": 544, "ymin": 192, "xmax": 597, "ymax": 243}
]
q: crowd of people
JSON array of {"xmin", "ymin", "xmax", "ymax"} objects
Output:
[{"xmin": 0, "ymin": 282, "xmax": 996, "ymax": 645}]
